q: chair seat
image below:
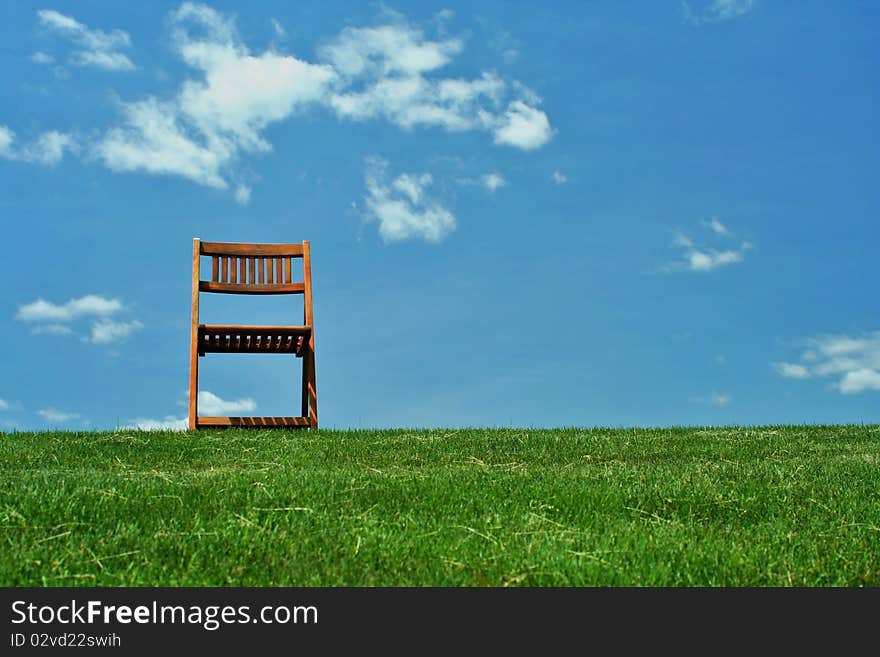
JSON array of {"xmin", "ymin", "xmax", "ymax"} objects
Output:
[{"xmin": 198, "ymin": 324, "xmax": 311, "ymax": 355}]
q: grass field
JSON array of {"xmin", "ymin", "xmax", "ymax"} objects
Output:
[{"xmin": 1, "ymin": 425, "xmax": 878, "ymax": 586}]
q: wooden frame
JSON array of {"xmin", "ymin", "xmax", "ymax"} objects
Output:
[{"xmin": 188, "ymin": 238, "xmax": 317, "ymax": 430}]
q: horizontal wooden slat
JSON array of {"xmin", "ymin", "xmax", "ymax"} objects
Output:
[
  {"xmin": 200, "ymin": 324, "xmax": 311, "ymax": 334},
  {"xmin": 200, "ymin": 242, "xmax": 304, "ymax": 257},
  {"xmin": 199, "ymin": 282, "xmax": 305, "ymax": 294},
  {"xmin": 197, "ymin": 416, "xmax": 310, "ymax": 428}
]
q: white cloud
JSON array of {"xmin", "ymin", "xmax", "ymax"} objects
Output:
[
  {"xmin": 704, "ymin": 217, "xmax": 729, "ymax": 236},
  {"xmin": 89, "ymin": 319, "xmax": 144, "ymax": 344},
  {"xmin": 392, "ymin": 172, "xmax": 432, "ymax": 204},
  {"xmin": 128, "ymin": 389, "xmax": 255, "ymax": 430},
  {"xmin": 25, "ymin": 6, "xmax": 554, "ymax": 202},
  {"xmin": 270, "ymin": 18, "xmax": 286, "ymax": 39},
  {"xmin": 197, "ymin": 390, "xmax": 257, "ymax": 415},
  {"xmin": 95, "ymin": 98, "xmax": 231, "ymax": 189},
  {"xmin": 480, "ymin": 172, "xmax": 506, "ymax": 192},
  {"xmin": 0, "ymin": 126, "xmax": 14, "ymax": 156},
  {"xmin": 687, "ymin": 248, "xmax": 743, "ymax": 272},
  {"xmin": 94, "ymin": 3, "xmax": 336, "ymax": 193},
  {"xmin": 774, "ymin": 332, "xmax": 880, "ymax": 395},
  {"xmin": 327, "ymin": 70, "xmax": 506, "ymax": 132},
  {"xmin": 22, "ymin": 131, "xmax": 77, "ymax": 165},
  {"xmin": 667, "ymin": 220, "xmax": 751, "ymax": 273},
  {"xmin": 31, "ymin": 323, "xmax": 75, "ymax": 336},
  {"xmin": 30, "ymin": 51, "xmax": 54, "ymax": 65},
  {"xmin": 319, "ymin": 22, "xmax": 462, "ymax": 78},
  {"xmin": 0, "ymin": 399, "xmax": 8, "ymax": 410},
  {"xmin": 73, "ymin": 50, "xmax": 135, "ymax": 72},
  {"xmin": 172, "ymin": 8, "xmax": 337, "ymax": 149},
  {"xmin": 691, "ymin": 391, "xmax": 732, "ymax": 406},
  {"xmin": 837, "ymin": 369, "xmax": 880, "ymax": 394},
  {"xmin": 0, "ymin": 126, "xmax": 77, "ymax": 166},
  {"xmin": 16, "ymin": 295, "xmax": 123, "ymax": 322},
  {"xmin": 672, "ymin": 232, "xmax": 693, "ymax": 248},
  {"xmin": 683, "ymin": 0, "xmax": 756, "ymax": 25},
  {"xmin": 320, "ymin": 18, "xmax": 551, "ymax": 148},
  {"xmin": 774, "ymin": 362, "xmax": 810, "ymax": 380},
  {"xmin": 492, "ymin": 100, "xmax": 554, "ymax": 149},
  {"xmin": 364, "ymin": 157, "xmax": 456, "ymax": 243},
  {"xmin": 16, "ymin": 294, "xmax": 143, "ymax": 346},
  {"xmin": 234, "ymin": 184, "xmax": 251, "ymax": 205},
  {"xmin": 37, "ymin": 408, "xmax": 83, "ymax": 423},
  {"xmin": 551, "ymin": 171, "xmax": 567, "ymax": 184},
  {"xmin": 129, "ymin": 416, "xmax": 188, "ymax": 431},
  {"xmin": 37, "ymin": 9, "xmax": 134, "ymax": 71}
]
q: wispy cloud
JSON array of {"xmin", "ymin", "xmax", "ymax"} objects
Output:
[
  {"xmin": 128, "ymin": 390, "xmax": 256, "ymax": 430},
  {"xmin": 703, "ymin": 217, "xmax": 729, "ymax": 236},
  {"xmin": 773, "ymin": 362, "xmax": 810, "ymax": 380},
  {"xmin": 319, "ymin": 17, "xmax": 552, "ymax": 149},
  {"xmin": 691, "ymin": 391, "xmax": 732, "ymax": 406},
  {"xmin": 94, "ymin": 3, "xmax": 336, "ymax": 191},
  {"xmin": 234, "ymin": 184, "xmax": 251, "ymax": 205},
  {"xmin": 478, "ymin": 20, "xmax": 520, "ymax": 64},
  {"xmin": 683, "ymin": 0, "xmax": 756, "ymax": 26},
  {"xmin": 774, "ymin": 332, "xmax": 880, "ymax": 394},
  {"xmin": 15, "ymin": 294, "xmax": 142, "ymax": 344},
  {"xmin": 37, "ymin": 9, "xmax": 134, "ymax": 71},
  {"xmin": 31, "ymin": 323, "xmax": 75, "ymax": 336},
  {"xmin": 89, "ymin": 319, "xmax": 144, "ymax": 344},
  {"xmin": 685, "ymin": 248, "xmax": 746, "ymax": 272},
  {"xmin": 550, "ymin": 171, "xmax": 567, "ymax": 184},
  {"xmin": 16, "ymin": 295, "xmax": 122, "ymax": 322},
  {"xmin": 480, "ymin": 172, "xmax": 506, "ymax": 192},
  {"xmin": 197, "ymin": 391, "xmax": 257, "ymax": 415},
  {"xmin": 666, "ymin": 218, "xmax": 752, "ymax": 273},
  {"xmin": 129, "ymin": 415, "xmax": 188, "ymax": 430},
  {"xmin": 364, "ymin": 157, "xmax": 456, "ymax": 243},
  {"xmin": 17, "ymin": 4, "xmax": 553, "ymax": 202},
  {"xmin": 37, "ymin": 408, "xmax": 84, "ymax": 423},
  {"xmin": 491, "ymin": 100, "xmax": 554, "ymax": 149},
  {"xmin": 0, "ymin": 399, "xmax": 9, "ymax": 410},
  {"xmin": 270, "ymin": 18, "xmax": 286, "ymax": 39},
  {"xmin": 30, "ymin": 51, "xmax": 54, "ymax": 65},
  {"xmin": 0, "ymin": 125, "xmax": 77, "ymax": 166}
]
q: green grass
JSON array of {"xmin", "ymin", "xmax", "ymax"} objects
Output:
[{"xmin": 1, "ymin": 426, "xmax": 879, "ymax": 586}]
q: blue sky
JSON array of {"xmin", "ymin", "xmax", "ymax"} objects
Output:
[{"xmin": 1, "ymin": 0, "xmax": 878, "ymax": 430}]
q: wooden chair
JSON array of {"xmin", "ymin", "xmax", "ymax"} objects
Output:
[{"xmin": 188, "ymin": 239, "xmax": 317, "ymax": 430}]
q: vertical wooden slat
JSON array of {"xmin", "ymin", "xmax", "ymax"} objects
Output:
[
  {"xmin": 212, "ymin": 256, "xmax": 219, "ymax": 282},
  {"xmin": 269, "ymin": 258, "xmax": 276, "ymax": 284},
  {"xmin": 276, "ymin": 258, "xmax": 283, "ymax": 284},
  {"xmin": 302, "ymin": 240, "xmax": 316, "ymax": 428},
  {"xmin": 303, "ymin": 242, "xmax": 313, "ymax": 328},
  {"xmin": 239, "ymin": 257, "xmax": 246, "ymax": 285},
  {"xmin": 284, "ymin": 257, "xmax": 292, "ymax": 283},
  {"xmin": 219, "ymin": 257, "xmax": 225, "ymax": 283},
  {"xmin": 248, "ymin": 258, "xmax": 255, "ymax": 285},
  {"xmin": 188, "ymin": 238, "xmax": 200, "ymax": 431},
  {"xmin": 257, "ymin": 258, "xmax": 264, "ymax": 284}
]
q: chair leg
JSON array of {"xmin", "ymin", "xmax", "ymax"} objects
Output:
[
  {"xmin": 308, "ymin": 348, "xmax": 318, "ymax": 429},
  {"xmin": 188, "ymin": 337, "xmax": 198, "ymax": 430},
  {"xmin": 301, "ymin": 347, "xmax": 317, "ymax": 429}
]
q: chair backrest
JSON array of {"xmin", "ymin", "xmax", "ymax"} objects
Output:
[{"xmin": 192, "ymin": 239, "xmax": 313, "ymax": 326}]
